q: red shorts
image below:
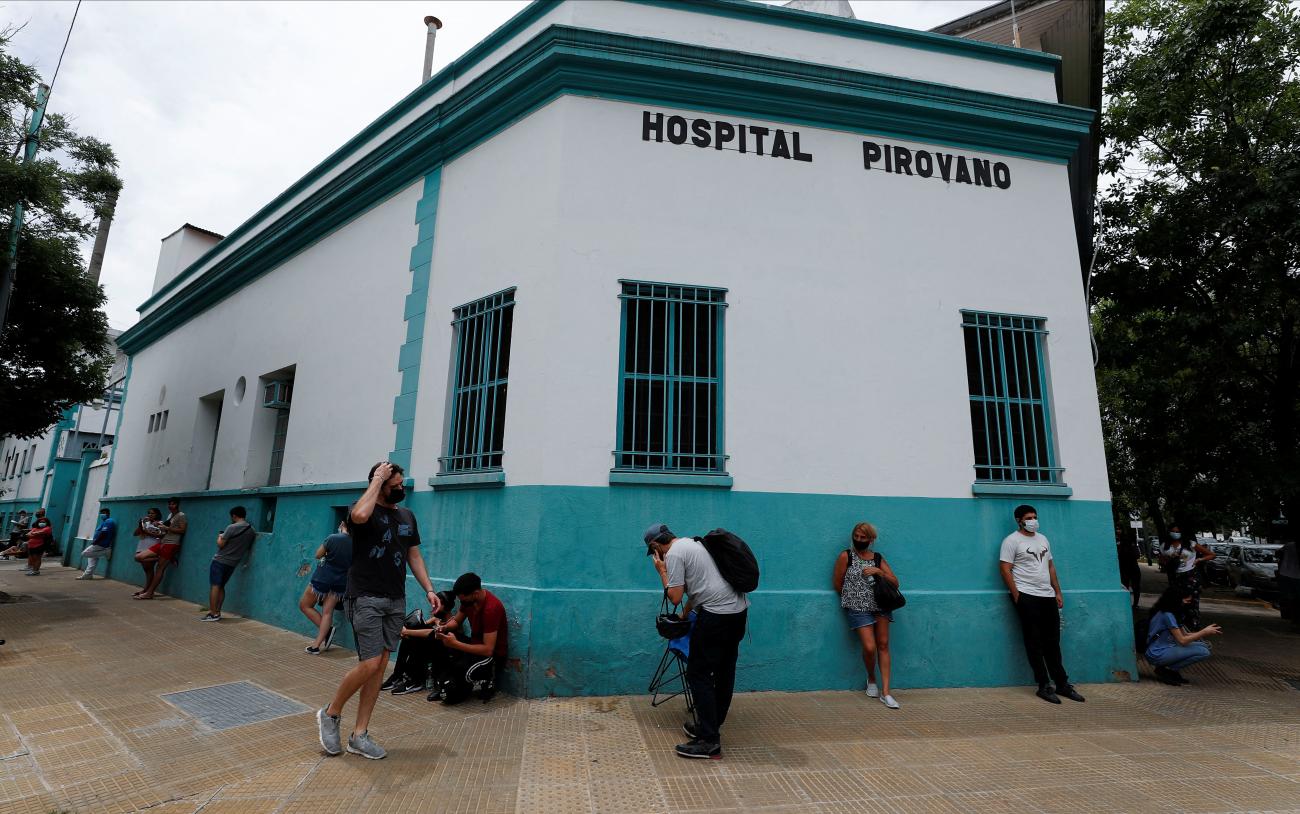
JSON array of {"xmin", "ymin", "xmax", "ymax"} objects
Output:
[{"xmin": 148, "ymin": 542, "xmax": 180, "ymax": 563}]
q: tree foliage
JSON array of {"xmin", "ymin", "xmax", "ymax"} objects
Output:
[
  {"xmin": 0, "ymin": 26, "xmax": 121, "ymax": 439},
  {"xmin": 1095, "ymin": 0, "xmax": 1300, "ymax": 533}
]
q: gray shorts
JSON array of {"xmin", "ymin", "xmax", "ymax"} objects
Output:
[{"xmin": 345, "ymin": 595, "xmax": 405, "ymax": 661}]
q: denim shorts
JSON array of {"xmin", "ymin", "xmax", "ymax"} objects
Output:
[
  {"xmin": 209, "ymin": 560, "xmax": 236, "ymax": 587},
  {"xmin": 845, "ymin": 608, "xmax": 893, "ymax": 629}
]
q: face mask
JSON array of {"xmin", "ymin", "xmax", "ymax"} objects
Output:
[
  {"xmin": 1170, "ymin": 533, "xmax": 1181, "ymax": 541},
  {"xmin": 387, "ymin": 486, "xmax": 406, "ymax": 504},
  {"xmin": 852, "ymin": 540, "xmax": 871, "ymax": 551},
  {"xmin": 1023, "ymin": 519, "xmax": 1040, "ymax": 533}
]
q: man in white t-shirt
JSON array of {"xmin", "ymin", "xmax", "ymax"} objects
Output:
[
  {"xmin": 998, "ymin": 504, "xmax": 1085, "ymax": 705},
  {"xmin": 645, "ymin": 522, "xmax": 748, "ymax": 760}
]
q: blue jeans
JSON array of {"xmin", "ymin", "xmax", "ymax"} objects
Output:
[{"xmin": 1147, "ymin": 642, "xmax": 1211, "ymax": 670}]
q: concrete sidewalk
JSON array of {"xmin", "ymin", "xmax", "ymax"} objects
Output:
[{"xmin": 1, "ymin": 563, "xmax": 1298, "ymax": 813}]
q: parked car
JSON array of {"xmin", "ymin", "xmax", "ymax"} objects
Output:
[
  {"xmin": 1227, "ymin": 544, "xmax": 1282, "ymax": 591},
  {"xmin": 1203, "ymin": 543, "xmax": 1235, "ymax": 587}
]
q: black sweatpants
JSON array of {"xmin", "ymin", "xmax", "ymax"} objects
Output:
[
  {"xmin": 392, "ymin": 627, "xmax": 455, "ymax": 685},
  {"xmin": 686, "ymin": 608, "xmax": 747, "ymax": 745},
  {"xmin": 1013, "ymin": 593, "xmax": 1070, "ymax": 689},
  {"xmin": 441, "ymin": 652, "xmax": 504, "ymax": 702}
]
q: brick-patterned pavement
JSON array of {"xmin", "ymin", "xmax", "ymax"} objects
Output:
[{"xmin": 1, "ymin": 562, "xmax": 1297, "ymax": 813}]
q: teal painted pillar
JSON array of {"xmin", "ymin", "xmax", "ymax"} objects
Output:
[{"xmin": 59, "ymin": 448, "xmax": 102, "ymax": 566}]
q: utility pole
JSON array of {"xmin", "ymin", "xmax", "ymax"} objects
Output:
[{"xmin": 0, "ymin": 83, "xmax": 51, "ymax": 331}]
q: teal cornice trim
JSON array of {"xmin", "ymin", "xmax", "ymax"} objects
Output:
[
  {"xmin": 972, "ymin": 482, "xmax": 1074, "ymax": 498},
  {"xmin": 635, "ymin": 0, "xmax": 1060, "ymax": 72},
  {"xmin": 116, "ymin": 24, "xmax": 1093, "ymax": 356},
  {"xmin": 100, "ymin": 479, "xmax": 387, "ymax": 504},
  {"xmin": 609, "ymin": 471, "xmax": 734, "ymax": 488},
  {"xmin": 101, "ymin": 356, "xmax": 132, "ymax": 498},
  {"xmin": 390, "ymin": 168, "xmax": 443, "ymax": 473},
  {"xmin": 430, "ymin": 470, "xmax": 506, "ymax": 491}
]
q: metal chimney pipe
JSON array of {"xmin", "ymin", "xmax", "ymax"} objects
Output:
[{"xmin": 422, "ymin": 15, "xmax": 443, "ymax": 83}]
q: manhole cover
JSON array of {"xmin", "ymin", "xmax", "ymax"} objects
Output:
[{"xmin": 162, "ymin": 681, "xmax": 309, "ymax": 730}]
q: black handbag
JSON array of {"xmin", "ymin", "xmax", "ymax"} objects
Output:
[
  {"xmin": 655, "ymin": 590, "xmax": 692, "ymax": 640},
  {"xmin": 872, "ymin": 553, "xmax": 906, "ymax": 613}
]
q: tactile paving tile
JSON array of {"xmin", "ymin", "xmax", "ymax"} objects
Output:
[{"xmin": 161, "ymin": 680, "xmax": 310, "ymax": 731}]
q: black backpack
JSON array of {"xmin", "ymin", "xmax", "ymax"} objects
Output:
[{"xmin": 695, "ymin": 528, "xmax": 760, "ymax": 594}]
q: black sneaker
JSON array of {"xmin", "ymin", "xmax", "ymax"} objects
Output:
[
  {"xmin": 1154, "ymin": 667, "xmax": 1181, "ymax": 686},
  {"xmin": 675, "ymin": 739, "xmax": 721, "ymax": 759},
  {"xmin": 391, "ymin": 679, "xmax": 422, "ymax": 696},
  {"xmin": 380, "ymin": 674, "xmax": 400, "ymax": 692},
  {"xmin": 682, "ymin": 720, "xmax": 699, "ymax": 739},
  {"xmin": 1059, "ymin": 685, "xmax": 1086, "ymax": 703},
  {"xmin": 1171, "ymin": 671, "xmax": 1190, "ymax": 685},
  {"xmin": 426, "ymin": 687, "xmax": 443, "ymax": 702},
  {"xmin": 324, "ymin": 625, "xmax": 338, "ymax": 652},
  {"xmin": 1035, "ymin": 685, "xmax": 1062, "ymax": 704}
]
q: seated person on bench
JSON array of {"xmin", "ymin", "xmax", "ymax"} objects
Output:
[
  {"xmin": 382, "ymin": 590, "xmax": 458, "ymax": 696},
  {"xmin": 425, "ymin": 572, "xmax": 508, "ymax": 704}
]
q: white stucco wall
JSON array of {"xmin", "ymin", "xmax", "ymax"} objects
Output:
[
  {"xmin": 412, "ymin": 95, "xmax": 1107, "ymax": 501},
  {"xmin": 140, "ymin": 0, "xmax": 1055, "ymax": 316},
  {"xmin": 108, "ymin": 181, "xmax": 423, "ymax": 498}
]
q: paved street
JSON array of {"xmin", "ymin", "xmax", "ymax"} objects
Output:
[{"xmin": 1, "ymin": 561, "xmax": 1298, "ymax": 814}]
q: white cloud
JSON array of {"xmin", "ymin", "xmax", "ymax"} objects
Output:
[{"xmin": 3, "ymin": 0, "xmax": 990, "ymax": 330}]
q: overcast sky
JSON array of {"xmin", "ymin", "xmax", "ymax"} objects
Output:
[{"xmin": 4, "ymin": 0, "xmax": 993, "ymax": 330}]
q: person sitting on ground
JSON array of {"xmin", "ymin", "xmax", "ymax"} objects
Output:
[
  {"xmin": 132, "ymin": 508, "xmax": 165, "ymax": 595},
  {"xmin": 1, "ymin": 510, "xmax": 30, "ymax": 559},
  {"xmin": 426, "ymin": 573, "xmax": 508, "ymax": 705},
  {"xmin": 78, "ymin": 507, "xmax": 118, "ymax": 580},
  {"xmin": 300, "ymin": 521, "xmax": 353, "ymax": 654},
  {"xmin": 202, "ymin": 506, "xmax": 256, "ymax": 622},
  {"xmin": 381, "ymin": 590, "xmax": 458, "ymax": 697},
  {"xmin": 135, "ymin": 498, "xmax": 186, "ymax": 599},
  {"xmin": 1144, "ymin": 584, "xmax": 1221, "ymax": 685},
  {"xmin": 21, "ymin": 508, "xmax": 53, "ymax": 576}
]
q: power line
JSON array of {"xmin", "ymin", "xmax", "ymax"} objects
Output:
[{"xmin": 46, "ymin": 0, "xmax": 82, "ymax": 100}]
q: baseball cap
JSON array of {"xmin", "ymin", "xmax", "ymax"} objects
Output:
[{"xmin": 643, "ymin": 522, "xmax": 672, "ymax": 545}]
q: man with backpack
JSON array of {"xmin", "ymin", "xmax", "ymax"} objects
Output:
[{"xmin": 645, "ymin": 522, "xmax": 751, "ymax": 760}]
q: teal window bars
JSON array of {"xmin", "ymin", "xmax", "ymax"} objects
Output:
[
  {"xmin": 615, "ymin": 280, "xmax": 727, "ymax": 474},
  {"xmin": 961, "ymin": 311, "xmax": 1062, "ymax": 484},
  {"xmin": 442, "ymin": 288, "xmax": 515, "ymax": 474}
]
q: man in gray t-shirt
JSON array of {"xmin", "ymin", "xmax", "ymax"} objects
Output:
[
  {"xmin": 203, "ymin": 506, "xmax": 256, "ymax": 622},
  {"xmin": 646, "ymin": 522, "xmax": 748, "ymax": 760}
]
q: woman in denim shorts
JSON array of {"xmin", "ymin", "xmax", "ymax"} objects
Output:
[
  {"xmin": 299, "ymin": 521, "xmax": 353, "ymax": 654},
  {"xmin": 832, "ymin": 521, "xmax": 902, "ymax": 709}
]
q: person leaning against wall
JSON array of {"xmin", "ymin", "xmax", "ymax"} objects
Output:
[
  {"xmin": 832, "ymin": 521, "xmax": 902, "ymax": 709},
  {"xmin": 998, "ymin": 505, "xmax": 1086, "ymax": 705},
  {"xmin": 201, "ymin": 506, "xmax": 257, "ymax": 622},
  {"xmin": 300, "ymin": 519, "xmax": 353, "ymax": 654},
  {"xmin": 77, "ymin": 507, "xmax": 118, "ymax": 580},
  {"xmin": 135, "ymin": 498, "xmax": 187, "ymax": 599}
]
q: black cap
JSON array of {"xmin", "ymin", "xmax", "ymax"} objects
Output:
[{"xmin": 644, "ymin": 522, "xmax": 673, "ymax": 545}]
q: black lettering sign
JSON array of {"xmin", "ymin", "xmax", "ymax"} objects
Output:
[
  {"xmin": 640, "ymin": 111, "xmax": 813, "ymax": 163},
  {"xmin": 861, "ymin": 138, "xmax": 1012, "ymax": 190}
]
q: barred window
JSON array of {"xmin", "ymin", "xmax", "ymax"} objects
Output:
[
  {"xmin": 615, "ymin": 280, "xmax": 727, "ymax": 474},
  {"xmin": 962, "ymin": 311, "xmax": 1062, "ymax": 484},
  {"xmin": 442, "ymin": 288, "xmax": 515, "ymax": 474}
]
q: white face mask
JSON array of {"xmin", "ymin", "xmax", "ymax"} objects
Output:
[
  {"xmin": 1022, "ymin": 518, "xmax": 1040, "ymax": 533},
  {"xmin": 1170, "ymin": 533, "xmax": 1182, "ymax": 541}
]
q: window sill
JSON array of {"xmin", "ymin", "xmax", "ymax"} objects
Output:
[
  {"xmin": 972, "ymin": 482, "xmax": 1073, "ymax": 498},
  {"xmin": 609, "ymin": 471, "xmax": 733, "ymax": 488},
  {"xmin": 430, "ymin": 471, "xmax": 505, "ymax": 491}
]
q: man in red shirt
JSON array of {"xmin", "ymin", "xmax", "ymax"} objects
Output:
[{"xmin": 434, "ymin": 572, "xmax": 508, "ymax": 704}]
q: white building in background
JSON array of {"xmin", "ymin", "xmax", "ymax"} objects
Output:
[{"xmin": 96, "ymin": 0, "xmax": 1130, "ymax": 696}]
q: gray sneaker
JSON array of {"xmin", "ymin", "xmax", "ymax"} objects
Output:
[
  {"xmin": 346, "ymin": 730, "xmax": 387, "ymax": 760},
  {"xmin": 316, "ymin": 706, "xmax": 342, "ymax": 755}
]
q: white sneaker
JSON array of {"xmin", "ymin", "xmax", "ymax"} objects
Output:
[
  {"xmin": 865, "ymin": 682, "xmax": 880, "ymax": 698},
  {"xmin": 880, "ymin": 694, "xmax": 900, "ymax": 710},
  {"xmin": 76, "ymin": 574, "xmax": 93, "ymax": 580}
]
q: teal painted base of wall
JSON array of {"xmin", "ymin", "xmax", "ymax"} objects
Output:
[{"xmin": 94, "ymin": 485, "xmax": 1134, "ymax": 697}]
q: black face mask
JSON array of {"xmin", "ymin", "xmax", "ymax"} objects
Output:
[
  {"xmin": 852, "ymin": 540, "xmax": 870, "ymax": 552},
  {"xmin": 387, "ymin": 486, "xmax": 406, "ymax": 504}
]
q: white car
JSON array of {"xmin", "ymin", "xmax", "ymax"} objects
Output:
[{"xmin": 1226, "ymin": 544, "xmax": 1282, "ymax": 591}]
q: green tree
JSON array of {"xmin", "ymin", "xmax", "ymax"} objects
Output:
[
  {"xmin": 1094, "ymin": 0, "xmax": 1300, "ymax": 533},
  {"xmin": 0, "ymin": 26, "xmax": 120, "ymax": 439}
]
